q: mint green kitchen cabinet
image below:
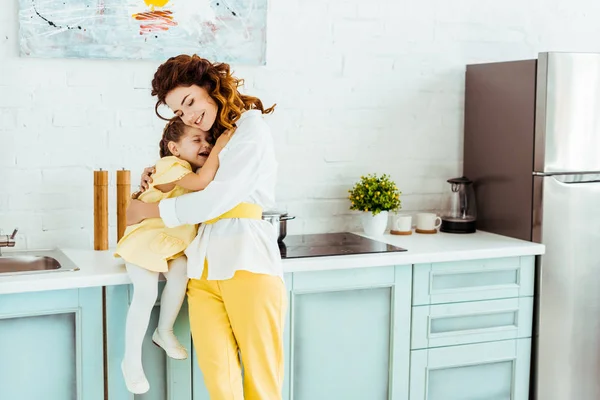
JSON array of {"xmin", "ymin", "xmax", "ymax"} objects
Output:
[
  {"xmin": 409, "ymin": 256, "xmax": 535, "ymax": 400},
  {"xmin": 1, "ymin": 253, "xmax": 537, "ymax": 399},
  {"xmin": 410, "ymin": 338, "xmax": 531, "ymax": 400},
  {"xmin": 0, "ymin": 287, "xmax": 104, "ymax": 400},
  {"xmin": 190, "ymin": 266, "xmax": 413, "ymax": 400},
  {"xmin": 288, "ymin": 265, "xmax": 412, "ymax": 400},
  {"xmin": 412, "ymin": 256, "xmax": 535, "ymax": 306},
  {"xmin": 411, "ymin": 297, "xmax": 534, "ymax": 349},
  {"xmin": 183, "ymin": 256, "xmax": 537, "ymax": 400},
  {"xmin": 106, "ymin": 282, "xmax": 193, "ymax": 400}
]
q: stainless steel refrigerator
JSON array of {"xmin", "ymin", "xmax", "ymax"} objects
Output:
[{"xmin": 463, "ymin": 52, "xmax": 600, "ymax": 400}]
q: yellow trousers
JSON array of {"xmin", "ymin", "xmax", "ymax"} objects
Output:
[{"xmin": 188, "ymin": 264, "xmax": 286, "ymax": 399}]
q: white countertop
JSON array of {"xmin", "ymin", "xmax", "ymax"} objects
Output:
[{"xmin": 0, "ymin": 231, "xmax": 544, "ymax": 295}]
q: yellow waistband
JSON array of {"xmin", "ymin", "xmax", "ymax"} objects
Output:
[{"xmin": 204, "ymin": 203, "xmax": 263, "ymax": 225}]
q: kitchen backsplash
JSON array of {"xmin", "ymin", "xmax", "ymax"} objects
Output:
[{"xmin": 2, "ymin": 0, "xmax": 600, "ymax": 249}]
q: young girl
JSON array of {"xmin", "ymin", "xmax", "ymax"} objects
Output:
[{"xmin": 115, "ymin": 117, "xmax": 230, "ymax": 394}]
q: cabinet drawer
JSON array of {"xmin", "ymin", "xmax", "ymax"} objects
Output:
[
  {"xmin": 409, "ymin": 338, "xmax": 531, "ymax": 400},
  {"xmin": 292, "ymin": 266, "xmax": 397, "ymax": 292},
  {"xmin": 413, "ymin": 256, "xmax": 534, "ymax": 305},
  {"xmin": 411, "ymin": 297, "xmax": 533, "ymax": 349}
]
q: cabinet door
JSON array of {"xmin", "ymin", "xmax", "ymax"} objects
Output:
[
  {"xmin": 412, "ymin": 297, "xmax": 534, "ymax": 349},
  {"xmin": 413, "ymin": 256, "xmax": 534, "ymax": 305},
  {"xmin": 410, "ymin": 339, "xmax": 531, "ymax": 400},
  {"xmin": 0, "ymin": 287, "xmax": 104, "ymax": 400},
  {"xmin": 289, "ymin": 265, "xmax": 411, "ymax": 400},
  {"xmin": 106, "ymin": 282, "xmax": 192, "ymax": 400}
]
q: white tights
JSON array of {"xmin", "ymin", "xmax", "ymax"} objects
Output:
[{"xmin": 123, "ymin": 256, "xmax": 189, "ymax": 375}]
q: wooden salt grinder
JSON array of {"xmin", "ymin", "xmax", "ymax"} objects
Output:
[
  {"xmin": 116, "ymin": 169, "xmax": 131, "ymax": 242},
  {"xmin": 94, "ymin": 169, "xmax": 109, "ymax": 250}
]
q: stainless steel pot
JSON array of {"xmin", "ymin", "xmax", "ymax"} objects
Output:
[{"xmin": 262, "ymin": 211, "xmax": 295, "ymax": 242}]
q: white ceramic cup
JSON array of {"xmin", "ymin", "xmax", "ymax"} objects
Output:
[
  {"xmin": 393, "ymin": 215, "xmax": 412, "ymax": 232},
  {"xmin": 416, "ymin": 213, "xmax": 442, "ymax": 231}
]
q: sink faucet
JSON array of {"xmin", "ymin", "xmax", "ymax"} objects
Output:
[{"xmin": 0, "ymin": 228, "xmax": 18, "ymax": 256}]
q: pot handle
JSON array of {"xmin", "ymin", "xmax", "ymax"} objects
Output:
[{"xmin": 280, "ymin": 215, "xmax": 296, "ymax": 221}]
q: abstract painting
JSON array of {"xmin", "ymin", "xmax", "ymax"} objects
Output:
[{"xmin": 18, "ymin": 0, "xmax": 267, "ymax": 64}]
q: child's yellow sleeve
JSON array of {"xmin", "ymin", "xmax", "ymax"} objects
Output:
[{"xmin": 151, "ymin": 156, "xmax": 193, "ymax": 186}]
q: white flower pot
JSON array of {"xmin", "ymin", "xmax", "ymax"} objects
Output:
[{"xmin": 360, "ymin": 211, "xmax": 389, "ymax": 236}]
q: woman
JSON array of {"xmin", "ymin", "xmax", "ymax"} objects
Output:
[{"xmin": 127, "ymin": 54, "xmax": 286, "ymax": 400}]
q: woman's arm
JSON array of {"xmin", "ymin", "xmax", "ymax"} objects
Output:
[
  {"xmin": 161, "ymin": 137, "xmax": 264, "ymax": 226},
  {"xmin": 127, "ymin": 199, "xmax": 159, "ymax": 225}
]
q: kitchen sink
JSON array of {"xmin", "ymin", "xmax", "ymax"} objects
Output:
[{"xmin": 0, "ymin": 249, "xmax": 79, "ymax": 276}]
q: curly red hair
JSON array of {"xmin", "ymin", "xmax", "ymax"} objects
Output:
[{"xmin": 151, "ymin": 54, "xmax": 275, "ymax": 139}]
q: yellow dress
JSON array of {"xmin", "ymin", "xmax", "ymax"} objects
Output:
[{"xmin": 115, "ymin": 156, "xmax": 199, "ymax": 272}]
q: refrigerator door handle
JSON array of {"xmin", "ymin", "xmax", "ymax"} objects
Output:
[
  {"xmin": 533, "ymin": 172, "xmax": 600, "ymax": 184},
  {"xmin": 553, "ymin": 174, "xmax": 600, "ymax": 184}
]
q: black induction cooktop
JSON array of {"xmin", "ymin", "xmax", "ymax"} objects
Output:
[{"xmin": 279, "ymin": 232, "xmax": 407, "ymax": 259}]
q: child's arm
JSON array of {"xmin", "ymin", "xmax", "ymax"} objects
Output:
[
  {"xmin": 169, "ymin": 130, "xmax": 234, "ymax": 192},
  {"xmin": 175, "ymin": 147, "xmax": 221, "ymax": 191},
  {"xmin": 154, "ymin": 153, "xmax": 218, "ymax": 193}
]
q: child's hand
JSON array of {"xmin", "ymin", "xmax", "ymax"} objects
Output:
[{"xmin": 215, "ymin": 130, "xmax": 234, "ymax": 150}]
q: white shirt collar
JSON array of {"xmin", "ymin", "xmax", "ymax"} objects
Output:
[{"xmin": 237, "ymin": 109, "xmax": 262, "ymax": 124}]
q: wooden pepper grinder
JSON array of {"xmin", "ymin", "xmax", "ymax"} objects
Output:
[
  {"xmin": 116, "ymin": 169, "xmax": 131, "ymax": 242},
  {"xmin": 94, "ymin": 169, "xmax": 108, "ymax": 250}
]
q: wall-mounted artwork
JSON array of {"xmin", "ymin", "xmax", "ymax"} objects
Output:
[{"xmin": 18, "ymin": 0, "xmax": 267, "ymax": 64}]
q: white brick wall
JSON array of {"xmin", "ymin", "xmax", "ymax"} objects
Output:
[{"xmin": 2, "ymin": 0, "xmax": 600, "ymax": 249}]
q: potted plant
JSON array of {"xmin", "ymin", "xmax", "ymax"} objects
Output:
[{"xmin": 348, "ymin": 173, "xmax": 402, "ymax": 236}]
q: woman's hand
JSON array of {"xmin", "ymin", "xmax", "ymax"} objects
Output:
[
  {"xmin": 126, "ymin": 200, "xmax": 149, "ymax": 226},
  {"xmin": 140, "ymin": 166, "xmax": 155, "ymax": 191},
  {"xmin": 126, "ymin": 200, "xmax": 161, "ymax": 225}
]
